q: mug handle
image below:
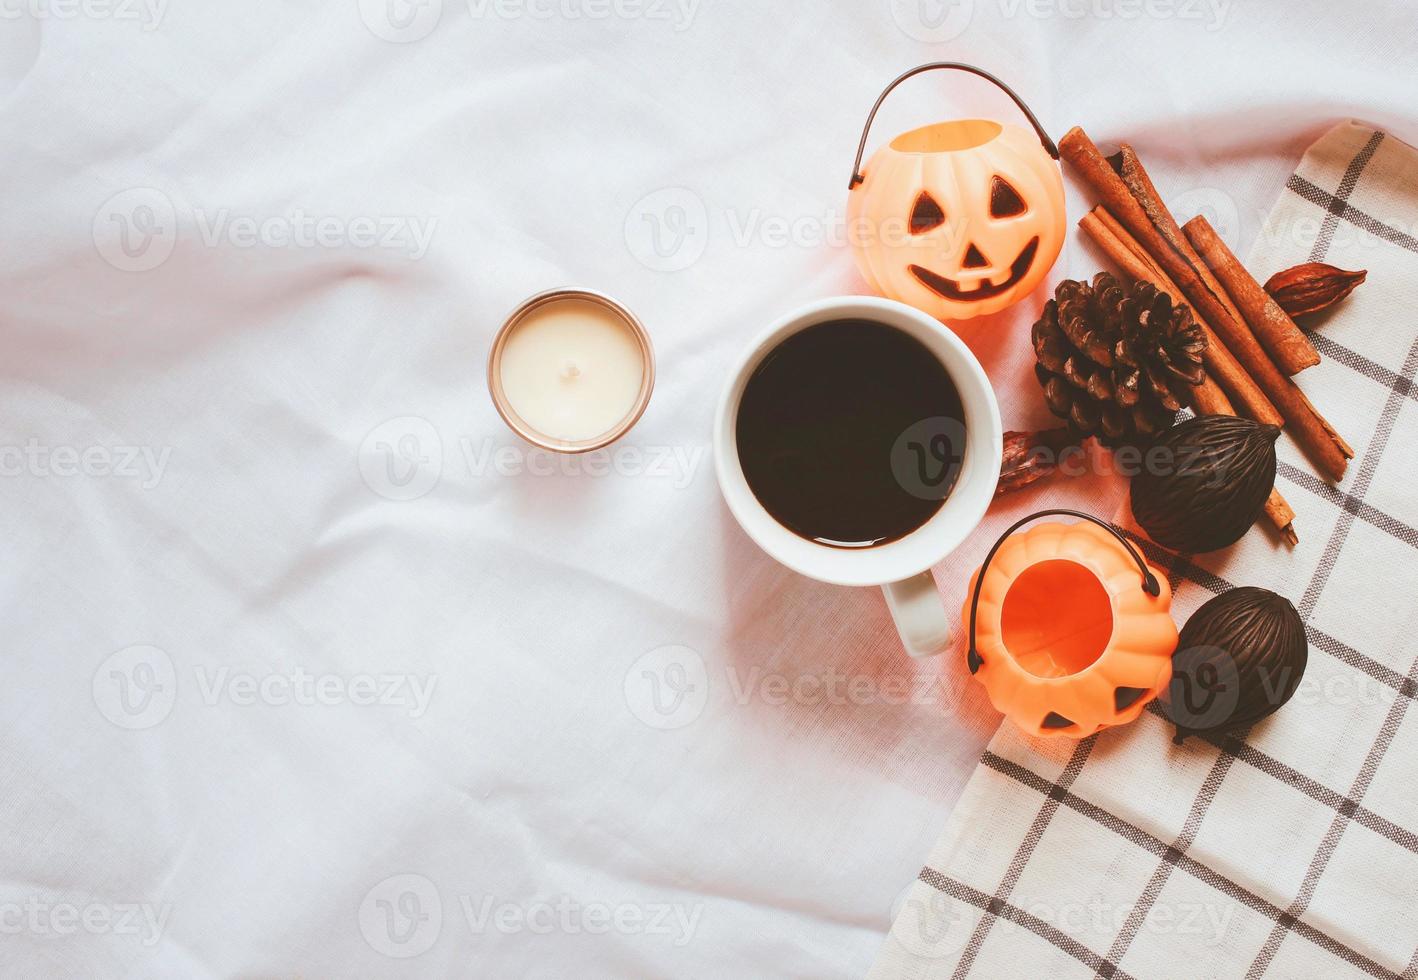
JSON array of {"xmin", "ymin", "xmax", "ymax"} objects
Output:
[{"xmin": 882, "ymin": 572, "xmax": 951, "ymax": 659}]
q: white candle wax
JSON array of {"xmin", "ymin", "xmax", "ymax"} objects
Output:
[{"xmin": 498, "ymin": 298, "xmax": 647, "ymax": 444}]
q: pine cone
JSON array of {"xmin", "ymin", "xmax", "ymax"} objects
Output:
[{"xmin": 1032, "ymin": 273, "xmax": 1207, "ymax": 446}]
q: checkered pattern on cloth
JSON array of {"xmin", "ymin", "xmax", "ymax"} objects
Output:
[{"xmin": 871, "ymin": 122, "xmax": 1418, "ymax": 980}]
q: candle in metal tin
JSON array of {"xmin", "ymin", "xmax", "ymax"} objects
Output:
[{"xmin": 489, "ymin": 289, "xmax": 654, "ymax": 453}]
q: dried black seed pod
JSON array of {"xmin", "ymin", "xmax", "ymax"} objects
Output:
[
  {"xmin": 1130, "ymin": 415, "xmax": 1280, "ymax": 553},
  {"xmin": 1163, "ymin": 587, "xmax": 1308, "ymax": 743}
]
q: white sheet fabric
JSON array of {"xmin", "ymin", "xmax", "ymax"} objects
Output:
[{"xmin": 1, "ymin": 2, "xmax": 1414, "ymax": 976}]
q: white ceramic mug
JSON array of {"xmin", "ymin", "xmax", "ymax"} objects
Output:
[{"xmin": 714, "ymin": 296, "xmax": 1003, "ymax": 658}]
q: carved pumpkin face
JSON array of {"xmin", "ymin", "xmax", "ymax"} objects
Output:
[
  {"xmin": 848, "ymin": 120, "xmax": 1065, "ymax": 320},
  {"xmin": 964, "ymin": 521, "xmax": 1177, "ymax": 739}
]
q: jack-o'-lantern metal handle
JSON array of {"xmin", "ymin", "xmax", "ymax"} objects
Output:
[
  {"xmin": 966, "ymin": 509, "xmax": 1159, "ymax": 675},
  {"xmin": 848, "ymin": 63, "xmax": 1060, "ymax": 190}
]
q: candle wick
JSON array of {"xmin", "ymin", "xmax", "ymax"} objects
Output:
[{"xmin": 560, "ymin": 359, "xmax": 582, "ymax": 381}]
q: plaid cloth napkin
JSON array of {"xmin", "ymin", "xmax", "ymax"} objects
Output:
[{"xmin": 871, "ymin": 122, "xmax": 1418, "ymax": 980}]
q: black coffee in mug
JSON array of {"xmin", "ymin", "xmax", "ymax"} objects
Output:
[{"xmin": 735, "ymin": 318, "xmax": 968, "ymax": 549}]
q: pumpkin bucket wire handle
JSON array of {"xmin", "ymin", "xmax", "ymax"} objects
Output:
[
  {"xmin": 848, "ymin": 62, "xmax": 1060, "ymax": 190},
  {"xmin": 966, "ymin": 509, "xmax": 1160, "ymax": 675}
]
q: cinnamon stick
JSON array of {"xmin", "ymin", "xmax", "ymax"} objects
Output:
[
  {"xmin": 1080, "ymin": 209, "xmax": 1282, "ymax": 427},
  {"xmin": 1182, "ymin": 217, "xmax": 1352, "ymax": 481},
  {"xmin": 1191, "ymin": 374, "xmax": 1233, "ymax": 417},
  {"xmin": 1183, "ymin": 215, "xmax": 1320, "ymax": 375},
  {"xmin": 1080, "ymin": 211, "xmax": 1297, "ymax": 543},
  {"xmin": 1063, "ymin": 129, "xmax": 1343, "ymax": 472},
  {"xmin": 1109, "ymin": 144, "xmax": 1251, "ymax": 332},
  {"xmin": 1264, "ymin": 490, "xmax": 1299, "ymax": 547},
  {"xmin": 1186, "ymin": 378, "xmax": 1297, "ymax": 543},
  {"xmin": 1060, "ymin": 129, "xmax": 1254, "ymax": 370},
  {"xmin": 1059, "ymin": 126, "xmax": 1351, "ymax": 482}
]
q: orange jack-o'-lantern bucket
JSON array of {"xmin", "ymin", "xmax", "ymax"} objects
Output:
[
  {"xmin": 847, "ymin": 63, "xmax": 1066, "ymax": 321},
  {"xmin": 963, "ymin": 511, "xmax": 1178, "ymax": 739}
]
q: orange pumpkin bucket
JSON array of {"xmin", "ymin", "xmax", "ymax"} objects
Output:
[
  {"xmin": 846, "ymin": 63, "xmax": 1066, "ymax": 321},
  {"xmin": 964, "ymin": 510, "xmax": 1178, "ymax": 739}
]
